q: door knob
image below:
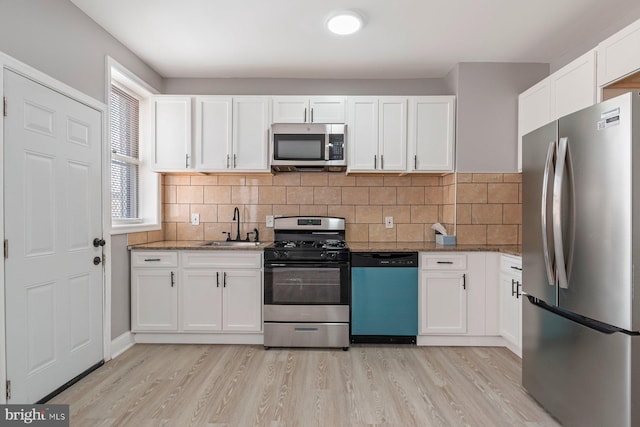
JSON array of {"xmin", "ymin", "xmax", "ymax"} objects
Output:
[
  {"xmin": 93, "ymin": 238, "xmax": 106, "ymax": 247},
  {"xmin": 93, "ymin": 256, "xmax": 102, "ymax": 265}
]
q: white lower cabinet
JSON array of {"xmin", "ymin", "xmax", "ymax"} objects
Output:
[
  {"xmin": 420, "ymin": 271, "xmax": 467, "ymax": 334},
  {"xmin": 131, "ymin": 250, "xmax": 263, "ymax": 336},
  {"xmin": 499, "ymin": 255, "xmax": 523, "ymax": 356},
  {"xmin": 131, "ymin": 251, "xmax": 179, "ymax": 331}
]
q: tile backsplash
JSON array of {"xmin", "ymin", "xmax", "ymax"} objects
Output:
[{"xmin": 127, "ymin": 172, "xmax": 522, "ymax": 246}]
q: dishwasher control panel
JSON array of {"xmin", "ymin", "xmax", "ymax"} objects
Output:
[{"xmin": 351, "ymin": 252, "xmax": 418, "ymax": 267}]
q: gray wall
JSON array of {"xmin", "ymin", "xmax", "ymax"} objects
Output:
[
  {"xmin": 453, "ymin": 62, "xmax": 549, "ymax": 172},
  {"xmin": 110, "ymin": 235, "xmax": 130, "ymax": 338},
  {"xmin": 550, "ymin": 3, "xmax": 640, "ymax": 73},
  {"xmin": 0, "ymin": 0, "xmax": 162, "ymax": 102},
  {"xmin": 165, "ymin": 77, "xmax": 449, "ymax": 96},
  {"xmin": 0, "ymin": 0, "xmax": 163, "ymax": 340}
]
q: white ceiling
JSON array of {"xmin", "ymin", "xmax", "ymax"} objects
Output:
[{"xmin": 71, "ymin": 0, "xmax": 640, "ymax": 79}]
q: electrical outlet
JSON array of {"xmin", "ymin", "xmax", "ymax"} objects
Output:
[
  {"xmin": 266, "ymin": 215, "xmax": 274, "ymax": 228},
  {"xmin": 385, "ymin": 216, "xmax": 393, "ymax": 228},
  {"xmin": 191, "ymin": 213, "xmax": 200, "ymax": 226}
]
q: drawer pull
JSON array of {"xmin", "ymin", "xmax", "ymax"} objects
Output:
[
  {"xmin": 510, "ymin": 266, "xmax": 523, "ymax": 271},
  {"xmin": 294, "ymin": 327, "xmax": 318, "ymax": 332},
  {"xmin": 144, "ymin": 258, "xmax": 161, "ymax": 262},
  {"xmin": 437, "ymin": 261, "xmax": 454, "ymax": 264}
]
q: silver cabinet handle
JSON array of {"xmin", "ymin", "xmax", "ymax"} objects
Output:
[
  {"xmin": 144, "ymin": 258, "xmax": 161, "ymax": 262},
  {"xmin": 226, "ymin": 154, "xmax": 230, "ymax": 168},
  {"xmin": 311, "ymin": 107, "xmax": 314, "ymax": 123},
  {"xmin": 304, "ymin": 107, "xmax": 307, "ymax": 123},
  {"xmin": 233, "ymin": 154, "xmax": 237, "ymax": 168},
  {"xmin": 185, "ymin": 153, "xmax": 190, "ymax": 168},
  {"xmin": 374, "ymin": 155, "xmax": 377, "ymax": 169},
  {"xmin": 381, "ymin": 155, "xmax": 384, "ymax": 169},
  {"xmin": 414, "ymin": 155, "xmax": 417, "ymax": 170},
  {"xmin": 511, "ymin": 278, "xmax": 516, "ymax": 296},
  {"xmin": 516, "ymin": 281, "xmax": 522, "ymax": 299}
]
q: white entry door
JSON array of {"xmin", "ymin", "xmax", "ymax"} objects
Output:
[{"xmin": 4, "ymin": 70, "xmax": 104, "ymax": 403}]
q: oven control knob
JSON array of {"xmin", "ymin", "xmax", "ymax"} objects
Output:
[
  {"xmin": 272, "ymin": 251, "xmax": 280, "ymax": 259},
  {"xmin": 282, "ymin": 251, "xmax": 289, "ymax": 259},
  {"xmin": 328, "ymin": 252, "xmax": 337, "ymax": 260}
]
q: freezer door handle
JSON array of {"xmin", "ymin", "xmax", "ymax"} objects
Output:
[
  {"xmin": 553, "ymin": 137, "xmax": 575, "ymax": 289},
  {"xmin": 541, "ymin": 140, "xmax": 556, "ymax": 286}
]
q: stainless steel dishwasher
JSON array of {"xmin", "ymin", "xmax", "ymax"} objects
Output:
[{"xmin": 350, "ymin": 252, "xmax": 418, "ymax": 344}]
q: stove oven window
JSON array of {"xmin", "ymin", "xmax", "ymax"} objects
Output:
[{"xmin": 270, "ymin": 267, "xmax": 342, "ymax": 304}]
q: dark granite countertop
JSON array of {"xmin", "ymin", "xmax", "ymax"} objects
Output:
[{"xmin": 129, "ymin": 240, "xmax": 521, "ymax": 256}]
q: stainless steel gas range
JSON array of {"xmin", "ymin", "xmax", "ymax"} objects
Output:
[{"xmin": 263, "ymin": 216, "xmax": 350, "ymax": 350}]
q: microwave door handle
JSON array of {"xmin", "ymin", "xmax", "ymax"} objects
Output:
[{"xmin": 325, "ymin": 136, "xmax": 330, "ymax": 160}]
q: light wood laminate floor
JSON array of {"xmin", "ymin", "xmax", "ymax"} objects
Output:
[{"xmin": 49, "ymin": 344, "xmax": 560, "ymax": 426}]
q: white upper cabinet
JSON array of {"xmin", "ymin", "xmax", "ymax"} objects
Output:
[
  {"xmin": 151, "ymin": 96, "xmax": 192, "ymax": 171},
  {"xmin": 272, "ymin": 96, "xmax": 345, "ymax": 123},
  {"xmin": 232, "ymin": 97, "xmax": 270, "ymax": 171},
  {"xmin": 195, "ymin": 96, "xmax": 270, "ymax": 172},
  {"xmin": 518, "ymin": 49, "xmax": 597, "ymax": 171},
  {"xmin": 598, "ymin": 18, "xmax": 640, "ymax": 87},
  {"xmin": 550, "ymin": 50, "xmax": 597, "ymax": 119},
  {"xmin": 195, "ymin": 96, "xmax": 232, "ymax": 170},
  {"xmin": 408, "ymin": 96, "xmax": 455, "ymax": 172},
  {"xmin": 347, "ymin": 96, "xmax": 407, "ymax": 172}
]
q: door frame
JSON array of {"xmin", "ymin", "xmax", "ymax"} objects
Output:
[{"xmin": 0, "ymin": 51, "xmax": 111, "ymax": 404}]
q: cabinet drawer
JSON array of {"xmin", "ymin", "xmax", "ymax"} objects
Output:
[
  {"xmin": 501, "ymin": 255, "xmax": 522, "ymax": 276},
  {"xmin": 181, "ymin": 251, "xmax": 262, "ymax": 269},
  {"xmin": 131, "ymin": 251, "xmax": 178, "ymax": 267},
  {"xmin": 420, "ymin": 253, "xmax": 467, "ymax": 270}
]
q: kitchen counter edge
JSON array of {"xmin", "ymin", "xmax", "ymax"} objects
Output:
[{"xmin": 128, "ymin": 241, "xmax": 521, "ymax": 256}]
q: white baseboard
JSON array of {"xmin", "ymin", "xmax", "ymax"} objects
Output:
[
  {"xmin": 110, "ymin": 331, "xmax": 135, "ymax": 359},
  {"xmin": 417, "ymin": 335, "xmax": 513, "ymax": 350},
  {"xmin": 133, "ymin": 333, "xmax": 264, "ymax": 345}
]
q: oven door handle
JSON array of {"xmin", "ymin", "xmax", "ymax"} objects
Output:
[{"xmin": 265, "ymin": 262, "xmax": 348, "ymax": 268}]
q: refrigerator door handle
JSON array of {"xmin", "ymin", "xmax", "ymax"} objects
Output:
[
  {"xmin": 553, "ymin": 137, "xmax": 575, "ymax": 289},
  {"xmin": 541, "ymin": 140, "xmax": 557, "ymax": 286}
]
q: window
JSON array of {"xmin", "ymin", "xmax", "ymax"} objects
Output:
[
  {"xmin": 108, "ymin": 58, "xmax": 160, "ymax": 234},
  {"xmin": 110, "ymin": 85, "xmax": 140, "ymax": 220}
]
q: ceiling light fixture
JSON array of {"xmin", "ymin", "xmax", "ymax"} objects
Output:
[{"xmin": 327, "ymin": 11, "xmax": 363, "ymax": 35}]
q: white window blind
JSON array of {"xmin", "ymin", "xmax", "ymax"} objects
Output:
[{"xmin": 110, "ymin": 85, "xmax": 140, "ymax": 220}]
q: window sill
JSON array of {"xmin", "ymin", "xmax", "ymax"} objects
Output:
[{"xmin": 111, "ymin": 222, "xmax": 161, "ymax": 235}]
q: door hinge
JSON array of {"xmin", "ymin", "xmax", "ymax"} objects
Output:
[
  {"xmin": 3, "ymin": 240, "xmax": 7, "ymax": 259},
  {"xmin": 3, "ymin": 96, "xmax": 6, "ymax": 117},
  {"xmin": 6, "ymin": 380, "xmax": 11, "ymax": 400}
]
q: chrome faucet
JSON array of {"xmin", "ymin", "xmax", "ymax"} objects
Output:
[{"xmin": 232, "ymin": 207, "xmax": 241, "ymax": 241}]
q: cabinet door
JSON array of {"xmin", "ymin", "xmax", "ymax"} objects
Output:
[
  {"xmin": 347, "ymin": 97, "xmax": 379, "ymax": 171},
  {"xmin": 378, "ymin": 97, "xmax": 407, "ymax": 171},
  {"xmin": 131, "ymin": 268, "xmax": 178, "ymax": 331},
  {"xmin": 518, "ymin": 79, "xmax": 551, "ymax": 171},
  {"xmin": 409, "ymin": 96, "xmax": 455, "ymax": 172},
  {"xmin": 598, "ymin": 18, "xmax": 640, "ymax": 86},
  {"xmin": 151, "ymin": 96, "xmax": 192, "ymax": 171},
  {"xmin": 222, "ymin": 269, "xmax": 262, "ymax": 332},
  {"xmin": 232, "ymin": 97, "xmax": 270, "ymax": 171},
  {"xmin": 550, "ymin": 50, "xmax": 597, "ymax": 120},
  {"xmin": 419, "ymin": 272, "xmax": 467, "ymax": 334},
  {"xmin": 195, "ymin": 96, "xmax": 232, "ymax": 171},
  {"xmin": 272, "ymin": 96, "xmax": 308, "ymax": 123},
  {"xmin": 499, "ymin": 273, "xmax": 520, "ymax": 347},
  {"xmin": 309, "ymin": 97, "xmax": 346, "ymax": 123},
  {"xmin": 180, "ymin": 269, "xmax": 223, "ymax": 331}
]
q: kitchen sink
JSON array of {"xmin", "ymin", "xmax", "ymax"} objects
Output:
[{"xmin": 199, "ymin": 241, "xmax": 261, "ymax": 247}]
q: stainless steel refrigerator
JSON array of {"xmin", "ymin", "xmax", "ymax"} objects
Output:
[{"xmin": 522, "ymin": 92, "xmax": 640, "ymax": 427}]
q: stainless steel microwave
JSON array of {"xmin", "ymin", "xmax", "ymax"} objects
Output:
[{"xmin": 271, "ymin": 123, "xmax": 346, "ymax": 172}]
